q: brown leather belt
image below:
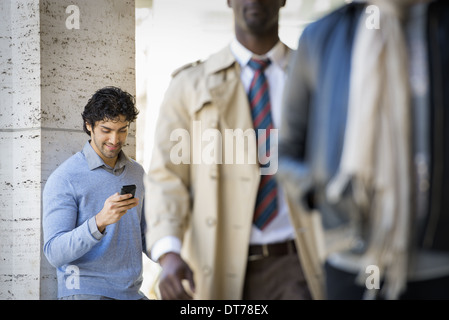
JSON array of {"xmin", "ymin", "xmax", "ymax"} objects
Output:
[{"xmin": 248, "ymin": 239, "xmax": 297, "ymax": 261}]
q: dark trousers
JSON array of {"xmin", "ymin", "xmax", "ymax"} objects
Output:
[
  {"xmin": 242, "ymin": 253, "xmax": 312, "ymax": 300},
  {"xmin": 325, "ymin": 260, "xmax": 449, "ymax": 300}
]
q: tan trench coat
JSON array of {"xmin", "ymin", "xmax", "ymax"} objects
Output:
[{"xmin": 144, "ymin": 44, "xmax": 325, "ymax": 300}]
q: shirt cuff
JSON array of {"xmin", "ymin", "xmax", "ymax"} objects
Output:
[
  {"xmin": 150, "ymin": 236, "xmax": 182, "ymax": 262},
  {"xmin": 88, "ymin": 216, "xmax": 106, "ymax": 240}
]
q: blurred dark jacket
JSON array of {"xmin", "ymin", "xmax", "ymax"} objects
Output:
[{"xmin": 277, "ymin": 0, "xmax": 449, "ymax": 296}]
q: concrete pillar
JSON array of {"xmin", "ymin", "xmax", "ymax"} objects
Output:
[{"xmin": 0, "ymin": 0, "xmax": 135, "ymax": 300}]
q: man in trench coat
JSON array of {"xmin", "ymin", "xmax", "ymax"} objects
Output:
[{"xmin": 144, "ymin": 0, "xmax": 325, "ymax": 300}]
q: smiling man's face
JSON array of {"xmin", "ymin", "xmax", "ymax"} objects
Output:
[{"xmin": 86, "ymin": 115, "xmax": 129, "ymax": 167}]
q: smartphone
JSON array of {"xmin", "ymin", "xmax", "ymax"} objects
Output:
[{"xmin": 120, "ymin": 184, "xmax": 136, "ymax": 198}]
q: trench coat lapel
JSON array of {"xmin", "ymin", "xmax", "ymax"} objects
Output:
[
  {"xmin": 204, "ymin": 46, "xmax": 255, "ymax": 133},
  {"xmin": 203, "ymin": 44, "xmax": 261, "ymax": 212}
]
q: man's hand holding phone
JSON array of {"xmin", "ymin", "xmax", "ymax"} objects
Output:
[{"xmin": 95, "ymin": 185, "xmax": 138, "ymax": 233}]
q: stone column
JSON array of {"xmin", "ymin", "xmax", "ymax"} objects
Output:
[{"xmin": 0, "ymin": 0, "xmax": 135, "ymax": 299}]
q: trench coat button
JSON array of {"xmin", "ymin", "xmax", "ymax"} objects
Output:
[
  {"xmin": 202, "ymin": 265, "xmax": 211, "ymax": 276},
  {"xmin": 206, "ymin": 217, "xmax": 216, "ymax": 227}
]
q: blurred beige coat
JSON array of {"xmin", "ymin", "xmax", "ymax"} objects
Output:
[{"xmin": 145, "ymin": 45, "xmax": 325, "ymax": 300}]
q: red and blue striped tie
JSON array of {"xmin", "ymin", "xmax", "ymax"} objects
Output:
[{"xmin": 248, "ymin": 57, "xmax": 278, "ymax": 230}]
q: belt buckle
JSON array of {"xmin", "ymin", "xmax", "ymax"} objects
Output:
[{"xmin": 248, "ymin": 244, "xmax": 269, "ymax": 261}]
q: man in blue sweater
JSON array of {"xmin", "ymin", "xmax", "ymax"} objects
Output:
[{"xmin": 43, "ymin": 86, "xmax": 148, "ymax": 300}]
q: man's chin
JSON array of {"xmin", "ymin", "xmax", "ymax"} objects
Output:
[
  {"xmin": 245, "ymin": 20, "xmax": 269, "ymax": 34},
  {"xmin": 102, "ymin": 149, "xmax": 121, "ymax": 159}
]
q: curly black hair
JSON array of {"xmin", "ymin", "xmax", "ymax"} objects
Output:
[{"xmin": 82, "ymin": 86, "xmax": 139, "ymax": 136}]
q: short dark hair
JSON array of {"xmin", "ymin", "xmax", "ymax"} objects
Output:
[{"xmin": 82, "ymin": 86, "xmax": 139, "ymax": 136}]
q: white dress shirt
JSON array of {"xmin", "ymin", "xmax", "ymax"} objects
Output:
[{"xmin": 230, "ymin": 38, "xmax": 295, "ymax": 245}]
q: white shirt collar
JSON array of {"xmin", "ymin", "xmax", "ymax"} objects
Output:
[{"xmin": 230, "ymin": 38, "xmax": 289, "ymax": 72}]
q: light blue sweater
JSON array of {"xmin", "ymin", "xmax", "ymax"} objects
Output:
[{"xmin": 43, "ymin": 142, "xmax": 147, "ymax": 300}]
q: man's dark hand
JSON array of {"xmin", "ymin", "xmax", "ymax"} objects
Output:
[{"xmin": 158, "ymin": 252, "xmax": 195, "ymax": 300}]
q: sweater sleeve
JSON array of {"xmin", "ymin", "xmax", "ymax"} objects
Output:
[{"xmin": 42, "ymin": 173, "xmax": 101, "ymax": 268}]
